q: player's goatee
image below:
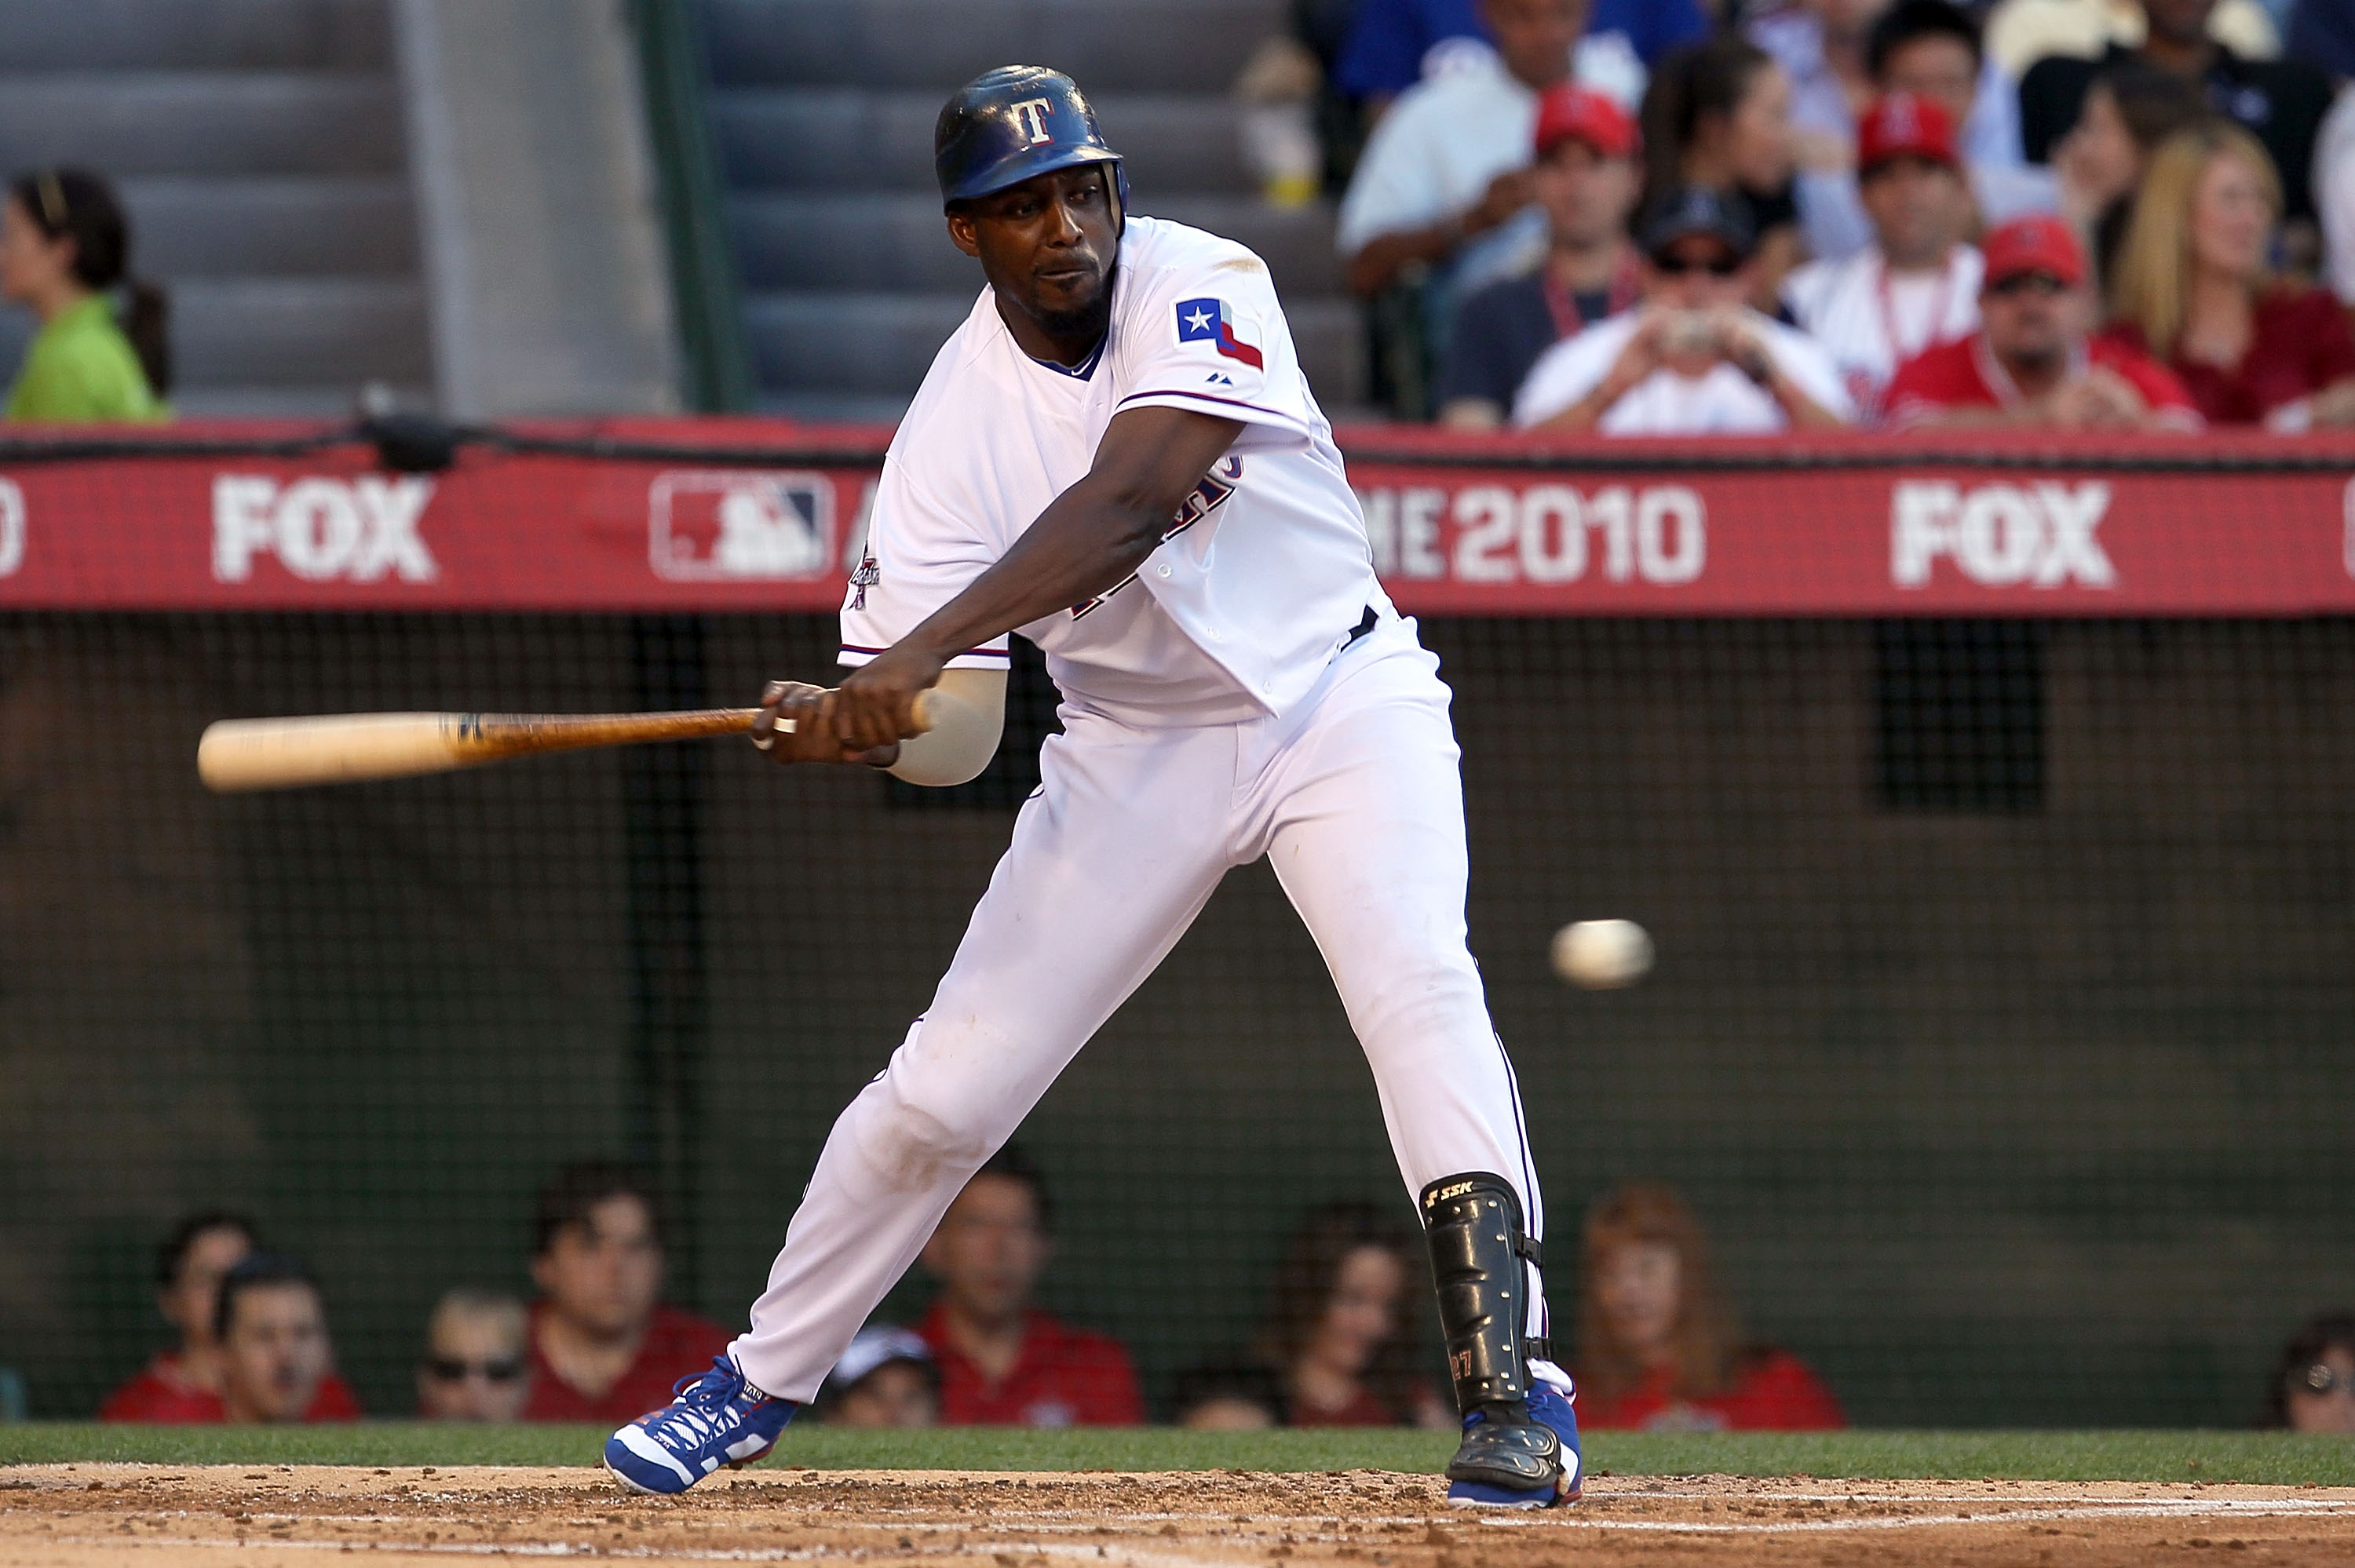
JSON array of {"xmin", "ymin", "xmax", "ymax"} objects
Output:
[{"xmin": 1025, "ymin": 266, "xmax": 1115, "ymax": 341}]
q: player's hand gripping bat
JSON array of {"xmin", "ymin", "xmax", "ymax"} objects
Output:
[{"xmin": 196, "ymin": 694, "xmax": 936, "ymax": 793}]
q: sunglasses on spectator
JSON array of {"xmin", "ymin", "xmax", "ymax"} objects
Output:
[
  {"xmin": 2297, "ymin": 1362, "xmax": 2353, "ymax": 1396},
  {"xmin": 1986, "ymin": 272, "xmax": 2068, "ymax": 298},
  {"xmin": 1650, "ymin": 250, "xmax": 1742, "ymax": 277},
  {"xmin": 423, "ymin": 1356, "xmax": 525, "ymax": 1384}
]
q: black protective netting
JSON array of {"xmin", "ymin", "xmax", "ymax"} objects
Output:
[{"xmin": 2, "ymin": 608, "xmax": 2350, "ymax": 1426}]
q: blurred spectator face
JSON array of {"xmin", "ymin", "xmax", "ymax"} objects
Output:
[
  {"xmin": 1481, "ymin": 0, "xmax": 1590, "ymax": 91},
  {"xmin": 417, "ymin": 1295, "xmax": 528, "ymax": 1421},
  {"xmin": 1533, "ymin": 139, "xmax": 1641, "ymax": 249},
  {"xmin": 1879, "ymin": 33, "xmax": 1977, "ymax": 128},
  {"xmin": 1309, "ymin": 1245, "xmax": 1405, "ymax": 1375},
  {"xmin": 2286, "ymin": 1346, "xmax": 2355, "ymax": 1435},
  {"xmin": 922, "ymin": 1173, "xmax": 1050, "ymax": 1322},
  {"xmin": 834, "ymin": 1362, "xmax": 938, "ymax": 1428},
  {"xmin": 161, "ymin": 1223, "xmax": 254, "ymax": 1355},
  {"xmin": 219, "ymin": 1282, "xmax": 330, "ymax": 1423},
  {"xmin": 2055, "ymin": 85, "xmax": 2141, "ymax": 213},
  {"xmin": 0, "ymin": 195, "xmax": 73, "ymax": 306},
  {"xmin": 2140, "ymin": 0, "xmax": 2217, "ymax": 49},
  {"xmin": 1812, "ymin": 0, "xmax": 1892, "ymax": 35},
  {"xmin": 1644, "ymin": 235, "xmax": 1750, "ymax": 316},
  {"xmin": 1981, "ymin": 270, "xmax": 2086, "ymax": 371},
  {"xmin": 1596, "ymin": 1239, "xmax": 1681, "ymax": 1361},
  {"xmin": 2187, "ymin": 148, "xmax": 2275, "ymax": 284},
  {"xmin": 1718, "ymin": 64, "xmax": 1797, "ymax": 193},
  {"xmin": 531, "ymin": 1193, "xmax": 663, "ymax": 1340},
  {"xmin": 1861, "ymin": 155, "xmax": 1969, "ymax": 266}
]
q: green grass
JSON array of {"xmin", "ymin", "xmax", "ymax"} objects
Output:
[{"xmin": 2, "ymin": 1425, "xmax": 2352, "ymax": 1485}]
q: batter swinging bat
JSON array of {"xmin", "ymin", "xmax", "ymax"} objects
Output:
[{"xmin": 197, "ymin": 694, "xmax": 936, "ymax": 793}]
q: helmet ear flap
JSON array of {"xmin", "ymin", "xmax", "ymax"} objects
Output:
[{"xmin": 1111, "ymin": 163, "xmax": 1130, "ymax": 235}]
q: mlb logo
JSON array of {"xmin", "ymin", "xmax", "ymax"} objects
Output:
[{"xmin": 649, "ymin": 471, "xmax": 835, "ymax": 581}]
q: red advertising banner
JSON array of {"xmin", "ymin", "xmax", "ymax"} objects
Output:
[{"xmin": 2, "ymin": 421, "xmax": 2350, "ymax": 615}]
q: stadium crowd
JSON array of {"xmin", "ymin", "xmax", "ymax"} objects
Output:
[
  {"xmin": 96, "ymin": 1155, "xmax": 2355, "ymax": 1434},
  {"xmin": 7, "ymin": 1, "xmax": 2355, "ymax": 438},
  {"xmin": 1318, "ymin": 0, "xmax": 2355, "ymax": 432}
]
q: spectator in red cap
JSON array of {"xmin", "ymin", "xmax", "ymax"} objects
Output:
[
  {"xmin": 2100, "ymin": 123, "xmax": 2355, "ymax": 431},
  {"xmin": 1437, "ymin": 85, "xmax": 1643, "ymax": 430},
  {"xmin": 1784, "ymin": 93, "xmax": 1984, "ymax": 418},
  {"xmin": 1514, "ymin": 184, "xmax": 1853, "ymax": 434},
  {"xmin": 1776, "ymin": 1, "xmax": 2063, "ymax": 266},
  {"xmin": 1884, "ymin": 213, "xmax": 2199, "ymax": 430}
]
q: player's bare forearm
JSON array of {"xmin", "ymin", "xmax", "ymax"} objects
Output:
[{"xmin": 826, "ymin": 407, "xmax": 1244, "ymax": 750}]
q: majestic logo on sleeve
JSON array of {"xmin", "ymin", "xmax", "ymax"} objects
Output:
[
  {"xmin": 1175, "ymin": 297, "xmax": 1263, "ymax": 370},
  {"xmin": 848, "ymin": 553, "xmax": 881, "ymax": 611}
]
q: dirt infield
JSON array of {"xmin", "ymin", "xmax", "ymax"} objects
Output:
[{"xmin": 5, "ymin": 1464, "xmax": 2354, "ymax": 1566}]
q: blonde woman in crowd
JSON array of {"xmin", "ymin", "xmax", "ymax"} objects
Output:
[{"xmin": 2101, "ymin": 123, "xmax": 2355, "ymax": 429}]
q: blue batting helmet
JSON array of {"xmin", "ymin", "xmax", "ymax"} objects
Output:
[{"xmin": 934, "ymin": 66, "xmax": 1127, "ymax": 221}]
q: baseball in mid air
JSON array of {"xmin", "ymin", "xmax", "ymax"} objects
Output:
[{"xmin": 1550, "ymin": 918, "xmax": 1654, "ymax": 989}]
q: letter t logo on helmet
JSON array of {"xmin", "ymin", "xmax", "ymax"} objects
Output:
[{"xmin": 933, "ymin": 65, "xmax": 1130, "ymax": 230}]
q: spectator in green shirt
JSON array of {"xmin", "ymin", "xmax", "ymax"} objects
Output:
[{"xmin": 1, "ymin": 168, "xmax": 169, "ymax": 421}]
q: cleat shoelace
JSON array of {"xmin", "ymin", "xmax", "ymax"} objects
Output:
[{"xmin": 641, "ymin": 1359, "xmax": 756, "ymax": 1447}]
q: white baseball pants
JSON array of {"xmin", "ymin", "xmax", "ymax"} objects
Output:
[{"xmin": 728, "ymin": 618, "xmax": 1554, "ymax": 1402}]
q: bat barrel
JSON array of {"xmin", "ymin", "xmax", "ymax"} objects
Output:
[
  {"xmin": 198, "ymin": 713, "xmax": 472, "ymax": 793},
  {"xmin": 199, "ymin": 694, "xmax": 933, "ymax": 793}
]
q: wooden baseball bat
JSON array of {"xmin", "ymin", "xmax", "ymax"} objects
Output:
[{"xmin": 197, "ymin": 693, "xmax": 935, "ymax": 793}]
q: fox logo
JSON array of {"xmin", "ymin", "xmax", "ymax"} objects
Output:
[{"xmin": 212, "ymin": 475, "xmax": 437, "ymax": 583}]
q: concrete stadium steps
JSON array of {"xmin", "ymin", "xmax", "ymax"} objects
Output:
[
  {"xmin": 171, "ymin": 278, "xmax": 429, "ymax": 385},
  {"xmin": 119, "ymin": 177, "xmax": 418, "ymax": 278},
  {"xmin": 743, "ymin": 290, "xmax": 1364, "ymax": 405},
  {"xmin": 0, "ymin": 279, "xmax": 430, "ymax": 417},
  {"xmin": 700, "ymin": 0, "xmax": 1286, "ymax": 93},
  {"xmin": 0, "ymin": 0, "xmax": 426, "ymax": 415},
  {"xmin": 712, "ymin": 89, "xmax": 1258, "ymax": 195},
  {"xmin": 696, "ymin": 0, "xmax": 1367, "ymax": 418},
  {"xmin": 730, "ymin": 195, "xmax": 1342, "ymax": 295},
  {"xmin": 0, "ymin": 0, "xmax": 389, "ymax": 70},
  {"xmin": 0, "ymin": 74, "xmax": 405, "ymax": 177}
]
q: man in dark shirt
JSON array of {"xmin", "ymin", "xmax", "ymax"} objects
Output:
[
  {"xmin": 2016, "ymin": 0, "xmax": 2331, "ymax": 226},
  {"xmin": 914, "ymin": 1145, "xmax": 1142, "ymax": 1427},
  {"xmin": 1437, "ymin": 82, "xmax": 1641, "ymax": 428}
]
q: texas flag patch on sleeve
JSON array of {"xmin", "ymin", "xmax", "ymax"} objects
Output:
[{"xmin": 1174, "ymin": 297, "xmax": 1263, "ymax": 370}]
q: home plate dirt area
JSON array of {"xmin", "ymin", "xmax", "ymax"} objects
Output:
[{"xmin": 5, "ymin": 1465, "xmax": 2355, "ymax": 1567}]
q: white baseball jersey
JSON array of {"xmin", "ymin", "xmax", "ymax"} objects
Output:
[
  {"xmin": 842, "ymin": 216, "xmax": 1388, "ymax": 727},
  {"xmin": 1511, "ymin": 308, "xmax": 1857, "ymax": 434},
  {"xmin": 1783, "ymin": 245, "xmax": 1983, "ymax": 418}
]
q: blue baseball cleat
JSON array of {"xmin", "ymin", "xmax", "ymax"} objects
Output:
[
  {"xmin": 604, "ymin": 1356, "xmax": 797, "ymax": 1496},
  {"xmin": 1444, "ymin": 1379, "xmax": 1581, "ymax": 1509}
]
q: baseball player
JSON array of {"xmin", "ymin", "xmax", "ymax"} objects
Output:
[{"xmin": 604, "ymin": 66, "xmax": 1576, "ymax": 1508}]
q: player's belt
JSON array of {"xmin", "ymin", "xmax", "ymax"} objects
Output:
[{"xmin": 1342, "ymin": 605, "xmax": 1378, "ymax": 648}]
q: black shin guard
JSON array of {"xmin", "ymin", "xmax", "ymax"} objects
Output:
[{"xmin": 1421, "ymin": 1172, "xmax": 1563, "ymax": 1494}]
